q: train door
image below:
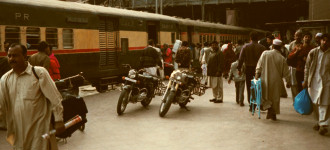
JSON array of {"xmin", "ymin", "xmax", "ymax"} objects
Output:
[
  {"xmin": 187, "ymin": 26, "xmax": 193, "ymax": 44},
  {"xmin": 147, "ymin": 22, "xmax": 159, "ymax": 44},
  {"xmin": 99, "ymin": 17, "xmax": 118, "ymax": 70}
]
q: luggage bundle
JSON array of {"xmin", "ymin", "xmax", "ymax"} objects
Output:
[{"xmin": 56, "ymin": 94, "xmax": 88, "ymax": 139}]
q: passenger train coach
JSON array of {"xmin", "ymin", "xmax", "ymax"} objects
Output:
[{"xmin": 0, "ymin": 0, "xmax": 265, "ymax": 93}]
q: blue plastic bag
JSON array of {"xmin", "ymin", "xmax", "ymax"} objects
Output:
[{"xmin": 294, "ymin": 89, "xmax": 313, "ymax": 115}]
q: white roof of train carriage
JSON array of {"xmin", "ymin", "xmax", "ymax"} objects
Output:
[
  {"xmin": 5, "ymin": 0, "xmax": 255, "ymax": 33},
  {"xmin": 4, "ymin": 0, "xmax": 178, "ymax": 22}
]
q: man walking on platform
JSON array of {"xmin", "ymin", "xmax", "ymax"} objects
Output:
[
  {"xmin": 255, "ymin": 39, "xmax": 291, "ymax": 121},
  {"xmin": 207, "ymin": 41, "xmax": 224, "ymax": 103},
  {"xmin": 303, "ymin": 34, "xmax": 330, "ymax": 135},
  {"xmin": 288, "ymin": 30, "xmax": 304, "ymax": 100},
  {"xmin": 237, "ymin": 31, "xmax": 266, "ymax": 110},
  {"xmin": 0, "ymin": 44, "xmax": 65, "ymax": 149},
  {"xmin": 28, "ymin": 41, "xmax": 51, "ymax": 70},
  {"xmin": 288, "ymin": 32, "xmax": 315, "ymax": 93}
]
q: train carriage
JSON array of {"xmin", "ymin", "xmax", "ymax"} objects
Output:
[{"xmin": 0, "ymin": 0, "xmax": 264, "ymax": 93}]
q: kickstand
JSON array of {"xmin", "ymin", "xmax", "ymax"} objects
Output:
[{"xmin": 182, "ymin": 106, "xmax": 190, "ymax": 111}]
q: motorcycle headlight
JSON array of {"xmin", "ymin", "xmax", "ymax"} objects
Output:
[
  {"xmin": 176, "ymin": 76, "xmax": 181, "ymax": 81},
  {"xmin": 128, "ymin": 70, "xmax": 136, "ymax": 78}
]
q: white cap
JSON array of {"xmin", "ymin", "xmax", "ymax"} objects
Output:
[
  {"xmin": 273, "ymin": 39, "xmax": 282, "ymax": 46},
  {"xmin": 316, "ymin": 33, "xmax": 322, "ymax": 37}
]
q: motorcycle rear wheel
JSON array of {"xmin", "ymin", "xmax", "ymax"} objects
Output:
[
  {"xmin": 141, "ymin": 97, "xmax": 152, "ymax": 107},
  {"xmin": 159, "ymin": 91, "xmax": 175, "ymax": 117},
  {"xmin": 117, "ymin": 89, "xmax": 129, "ymax": 115}
]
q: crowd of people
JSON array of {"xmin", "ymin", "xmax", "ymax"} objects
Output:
[
  {"xmin": 0, "ymin": 30, "xmax": 329, "ymax": 149},
  {"xmin": 142, "ymin": 30, "xmax": 329, "ymax": 136}
]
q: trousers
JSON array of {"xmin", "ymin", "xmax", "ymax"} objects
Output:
[{"xmin": 235, "ymin": 81, "xmax": 245, "ymax": 104}]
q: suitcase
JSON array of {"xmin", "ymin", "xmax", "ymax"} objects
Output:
[
  {"xmin": 56, "ymin": 94, "xmax": 88, "ymax": 139},
  {"xmin": 250, "ymin": 78, "xmax": 262, "ymax": 119}
]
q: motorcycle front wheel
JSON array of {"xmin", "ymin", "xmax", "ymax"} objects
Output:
[
  {"xmin": 117, "ymin": 89, "xmax": 129, "ymax": 115},
  {"xmin": 159, "ymin": 91, "xmax": 175, "ymax": 117}
]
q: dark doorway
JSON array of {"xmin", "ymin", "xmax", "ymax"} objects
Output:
[
  {"xmin": 147, "ymin": 22, "xmax": 158, "ymax": 44},
  {"xmin": 187, "ymin": 26, "xmax": 193, "ymax": 44}
]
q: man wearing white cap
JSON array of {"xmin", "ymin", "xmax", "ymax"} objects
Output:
[
  {"xmin": 314, "ymin": 33, "xmax": 323, "ymax": 47},
  {"xmin": 255, "ymin": 39, "xmax": 291, "ymax": 120}
]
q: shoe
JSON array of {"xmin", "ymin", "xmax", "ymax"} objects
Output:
[
  {"xmin": 319, "ymin": 126, "xmax": 328, "ymax": 135},
  {"xmin": 214, "ymin": 100, "xmax": 223, "ymax": 103},
  {"xmin": 209, "ymin": 98, "xmax": 216, "ymax": 102},
  {"xmin": 249, "ymin": 107, "xmax": 252, "ymax": 112},
  {"xmin": 240, "ymin": 103, "xmax": 244, "ymax": 107},
  {"xmin": 313, "ymin": 124, "xmax": 320, "ymax": 131},
  {"xmin": 271, "ymin": 114, "xmax": 277, "ymax": 121}
]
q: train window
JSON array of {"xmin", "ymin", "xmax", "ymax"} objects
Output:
[
  {"xmin": 214, "ymin": 35, "xmax": 216, "ymax": 41},
  {"xmin": 46, "ymin": 28, "xmax": 58, "ymax": 50},
  {"xmin": 26, "ymin": 27, "xmax": 40, "ymax": 50},
  {"xmin": 121, "ymin": 38, "xmax": 128, "ymax": 55},
  {"xmin": 5, "ymin": 26, "xmax": 20, "ymax": 45},
  {"xmin": 207, "ymin": 35, "xmax": 209, "ymax": 42},
  {"xmin": 63, "ymin": 29, "xmax": 74, "ymax": 49},
  {"xmin": 199, "ymin": 35, "xmax": 202, "ymax": 43},
  {"xmin": 171, "ymin": 32, "xmax": 175, "ymax": 44}
]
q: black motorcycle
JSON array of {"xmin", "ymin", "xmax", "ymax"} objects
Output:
[
  {"xmin": 54, "ymin": 73, "xmax": 88, "ymax": 139},
  {"xmin": 159, "ymin": 69, "xmax": 204, "ymax": 117},
  {"xmin": 117, "ymin": 64, "xmax": 159, "ymax": 115}
]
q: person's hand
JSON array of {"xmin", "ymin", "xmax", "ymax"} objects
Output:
[
  {"xmin": 302, "ymin": 81, "xmax": 308, "ymax": 88},
  {"xmin": 216, "ymin": 72, "xmax": 221, "ymax": 76},
  {"xmin": 228, "ymin": 80, "xmax": 231, "ymax": 84},
  {"xmin": 55, "ymin": 121, "xmax": 65, "ymax": 135},
  {"xmin": 286, "ymin": 82, "xmax": 291, "ymax": 88}
]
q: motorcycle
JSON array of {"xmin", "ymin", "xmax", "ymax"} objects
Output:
[
  {"xmin": 159, "ymin": 69, "xmax": 204, "ymax": 117},
  {"xmin": 54, "ymin": 73, "xmax": 88, "ymax": 139},
  {"xmin": 117, "ymin": 64, "xmax": 160, "ymax": 115}
]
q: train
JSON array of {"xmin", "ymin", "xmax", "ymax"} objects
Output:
[{"xmin": 0, "ymin": 0, "xmax": 265, "ymax": 93}]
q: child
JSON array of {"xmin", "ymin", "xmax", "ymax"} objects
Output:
[{"xmin": 228, "ymin": 60, "xmax": 246, "ymax": 106}]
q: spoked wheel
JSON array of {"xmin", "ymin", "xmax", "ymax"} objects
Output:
[
  {"xmin": 117, "ymin": 89, "xmax": 129, "ymax": 115},
  {"xmin": 193, "ymin": 83, "xmax": 200, "ymax": 95},
  {"xmin": 159, "ymin": 91, "xmax": 175, "ymax": 117}
]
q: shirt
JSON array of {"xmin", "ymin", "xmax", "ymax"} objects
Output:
[
  {"xmin": 229, "ymin": 61, "xmax": 245, "ymax": 82},
  {"xmin": 309, "ymin": 50, "xmax": 324, "ymax": 103},
  {"xmin": 0, "ymin": 63, "xmax": 63, "ymax": 149},
  {"xmin": 237, "ymin": 41, "xmax": 266, "ymax": 70}
]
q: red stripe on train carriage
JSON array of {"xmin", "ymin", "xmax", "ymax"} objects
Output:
[{"xmin": 0, "ymin": 45, "xmax": 174, "ymax": 56}]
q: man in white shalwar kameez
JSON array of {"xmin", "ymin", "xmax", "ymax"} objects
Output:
[
  {"xmin": 255, "ymin": 39, "xmax": 291, "ymax": 120},
  {"xmin": 0, "ymin": 44, "xmax": 64, "ymax": 150},
  {"xmin": 303, "ymin": 34, "xmax": 330, "ymax": 135}
]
